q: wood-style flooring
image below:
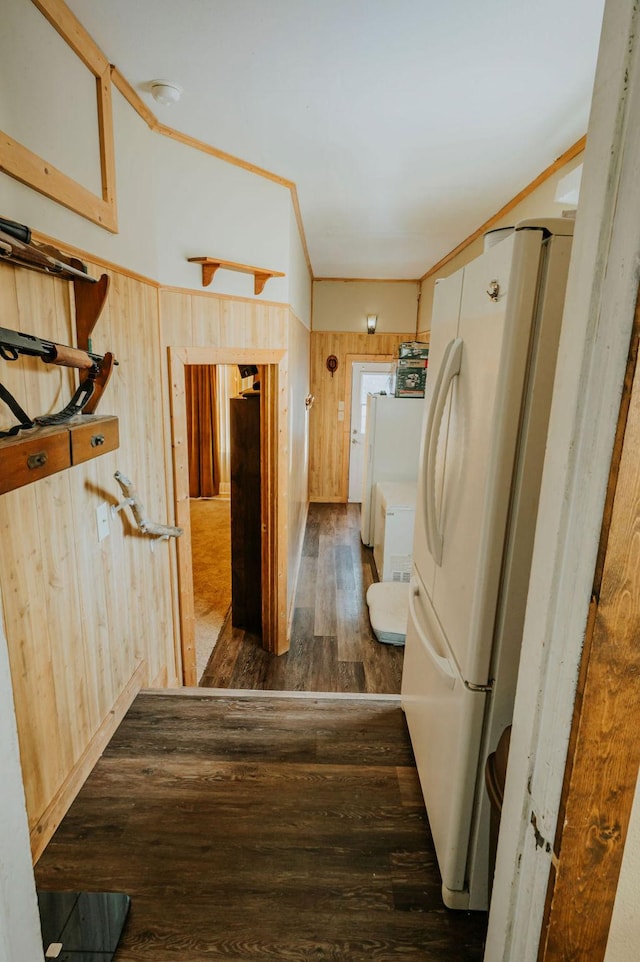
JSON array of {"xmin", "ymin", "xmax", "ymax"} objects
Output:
[
  {"xmin": 200, "ymin": 502, "xmax": 404, "ymax": 693},
  {"xmin": 35, "ymin": 691, "xmax": 487, "ymax": 961}
]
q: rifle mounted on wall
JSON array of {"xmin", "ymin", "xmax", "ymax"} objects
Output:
[
  {"xmin": 0, "ymin": 216, "xmax": 97, "ymax": 283},
  {"xmin": 0, "ymin": 215, "xmax": 116, "ymax": 439},
  {"xmin": 0, "ymin": 327, "xmax": 117, "ymax": 438}
]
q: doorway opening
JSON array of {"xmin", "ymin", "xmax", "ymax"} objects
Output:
[
  {"xmin": 186, "ymin": 362, "xmax": 257, "ymax": 681},
  {"xmin": 343, "ymin": 356, "xmax": 395, "ymax": 503},
  {"xmin": 168, "ymin": 347, "xmax": 288, "ymax": 686}
]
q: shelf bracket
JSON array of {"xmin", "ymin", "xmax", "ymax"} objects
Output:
[{"xmin": 187, "ymin": 257, "xmax": 285, "ymax": 295}]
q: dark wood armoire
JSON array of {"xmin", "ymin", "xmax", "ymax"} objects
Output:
[{"xmin": 229, "ymin": 392, "xmax": 262, "ymax": 635}]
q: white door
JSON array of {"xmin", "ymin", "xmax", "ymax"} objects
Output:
[{"xmin": 348, "ymin": 362, "xmax": 394, "ymax": 502}]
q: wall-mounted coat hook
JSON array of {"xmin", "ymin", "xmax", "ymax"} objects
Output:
[{"xmin": 112, "ymin": 470, "xmax": 182, "ymax": 549}]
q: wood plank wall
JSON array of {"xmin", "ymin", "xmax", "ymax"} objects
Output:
[
  {"xmin": 0, "ymin": 259, "xmax": 177, "ymax": 859},
  {"xmin": 0, "ymin": 261, "xmax": 310, "ymax": 859},
  {"xmin": 308, "ymin": 332, "xmax": 414, "ymax": 501},
  {"xmin": 158, "ymin": 290, "xmax": 309, "ymax": 623}
]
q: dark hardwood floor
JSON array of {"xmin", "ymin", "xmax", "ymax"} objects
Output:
[
  {"xmin": 200, "ymin": 502, "xmax": 404, "ymax": 693},
  {"xmin": 35, "ymin": 692, "xmax": 487, "ymax": 961}
]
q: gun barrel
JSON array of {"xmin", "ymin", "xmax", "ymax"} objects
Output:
[{"xmin": 0, "ymin": 327, "xmax": 103, "ymax": 370}]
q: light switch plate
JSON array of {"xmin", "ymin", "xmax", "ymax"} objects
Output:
[{"xmin": 96, "ymin": 501, "xmax": 110, "ymax": 541}]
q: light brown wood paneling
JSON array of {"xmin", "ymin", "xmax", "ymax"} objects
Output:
[
  {"xmin": 168, "ymin": 345, "xmax": 288, "ymax": 671},
  {"xmin": 0, "ymin": 257, "xmax": 310, "ymax": 858},
  {"xmin": 308, "ymin": 332, "xmax": 413, "ymax": 502},
  {"xmin": 0, "ymin": 256, "xmax": 178, "ymax": 858},
  {"xmin": 160, "ymin": 291, "xmax": 304, "ymax": 666}
]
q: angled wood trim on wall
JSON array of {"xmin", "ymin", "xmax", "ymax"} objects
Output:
[
  {"xmin": 108, "ymin": 72, "xmax": 313, "ymax": 277},
  {"xmin": 420, "ymin": 137, "xmax": 586, "ymax": 283},
  {"xmin": 0, "ymin": 0, "xmax": 118, "ymax": 232}
]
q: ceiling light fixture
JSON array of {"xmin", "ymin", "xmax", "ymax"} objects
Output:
[
  {"xmin": 367, "ymin": 314, "xmax": 377, "ymax": 334},
  {"xmin": 150, "ymin": 80, "xmax": 183, "ymax": 106}
]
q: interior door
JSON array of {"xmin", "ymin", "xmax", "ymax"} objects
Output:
[{"xmin": 348, "ymin": 362, "xmax": 394, "ymax": 502}]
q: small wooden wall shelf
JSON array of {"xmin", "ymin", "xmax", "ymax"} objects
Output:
[
  {"xmin": 0, "ymin": 415, "xmax": 119, "ymax": 495},
  {"xmin": 187, "ymin": 257, "xmax": 285, "ymax": 295}
]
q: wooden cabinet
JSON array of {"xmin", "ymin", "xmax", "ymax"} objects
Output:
[
  {"xmin": 229, "ymin": 394, "xmax": 262, "ymax": 635},
  {"xmin": 0, "ymin": 415, "xmax": 119, "ymax": 495}
]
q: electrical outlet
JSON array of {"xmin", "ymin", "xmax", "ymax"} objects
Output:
[{"xmin": 96, "ymin": 501, "xmax": 110, "ymax": 542}]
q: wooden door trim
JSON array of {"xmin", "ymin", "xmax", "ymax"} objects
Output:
[
  {"xmin": 537, "ymin": 317, "xmax": 640, "ymax": 960},
  {"xmin": 168, "ymin": 346, "xmax": 287, "ymax": 685},
  {"xmin": 341, "ymin": 354, "xmax": 395, "ymax": 501}
]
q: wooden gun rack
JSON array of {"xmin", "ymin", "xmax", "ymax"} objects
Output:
[{"xmin": 0, "ymin": 222, "xmax": 119, "ymax": 494}]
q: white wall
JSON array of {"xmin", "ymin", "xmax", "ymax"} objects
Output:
[
  {"xmin": 0, "ymin": 614, "xmax": 43, "ymax": 962},
  {"xmin": 151, "ymin": 132, "xmax": 291, "ymax": 301},
  {"xmin": 605, "ymin": 777, "xmax": 640, "ymax": 960},
  {"xmin": 0, "ymin": 85, "xmax": 159, "ymax": 279},
  {"xmin": 1, "ymin": 0, "xmax": 101, "ymax": 197},
  {"xmin": 312, "ymin": 279, "xmax": 419, "ymax": 333},
  {"xmin": 288, "ymin": 200, "xmax": 312, "ymax": 330}
]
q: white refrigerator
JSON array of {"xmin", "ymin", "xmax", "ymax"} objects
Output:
[
  {"xmin": 401, "ymin": 218, "xmax": 574, "ymax": 910},
  {"xmin": 360, "ymin": 395, "xmax": 425, "ymax": 546}
]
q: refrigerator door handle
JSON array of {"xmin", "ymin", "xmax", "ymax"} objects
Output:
[
  {"xmin": 423, "ymin": 337, "xmax": 464, "ymax": 565},
  {"xmin": 408, "ymin": 581, "xmax": 457, "ymax": 686},
  {"xmin": 420, "ymin": 339, "xmax": 454, "ymax": 553}
]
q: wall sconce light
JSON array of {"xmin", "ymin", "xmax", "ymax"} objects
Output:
[
  {"xmin": 367, "ymin": 314, "xmax": 377, "ymax": 334},
  {"xmin": 151, "ymin": 80, "xmax": 183, "ymax": 105}
]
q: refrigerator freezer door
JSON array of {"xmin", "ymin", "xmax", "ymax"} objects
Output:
[{"xmin": 401, "ymin": 571, "xmax": 487, "ymax": 907}]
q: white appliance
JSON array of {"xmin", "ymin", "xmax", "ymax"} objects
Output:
[
  {"xmin": 360, "ymin": 395, "xmax": 424, "ymax": 546},
  {"xmin": 373, "ymin": 481, "xmax": 417, "ymax": 582},
  {"xmin": 401, "ymin": 218, "xmax": 574, "ymax": 911}
]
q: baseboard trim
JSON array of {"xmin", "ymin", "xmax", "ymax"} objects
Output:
[{"xmin": 31, "ymin": 660, "xmax": 147, "ymax": 863}]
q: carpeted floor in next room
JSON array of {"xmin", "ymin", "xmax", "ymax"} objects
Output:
[{"xmin": 190, "ymin": 497, "xmax": 232, "ymax": 681}]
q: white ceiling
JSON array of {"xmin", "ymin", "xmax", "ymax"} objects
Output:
[{"xmin": 66, "ymin": 0, "xmax": 605, "ymax": 280}]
